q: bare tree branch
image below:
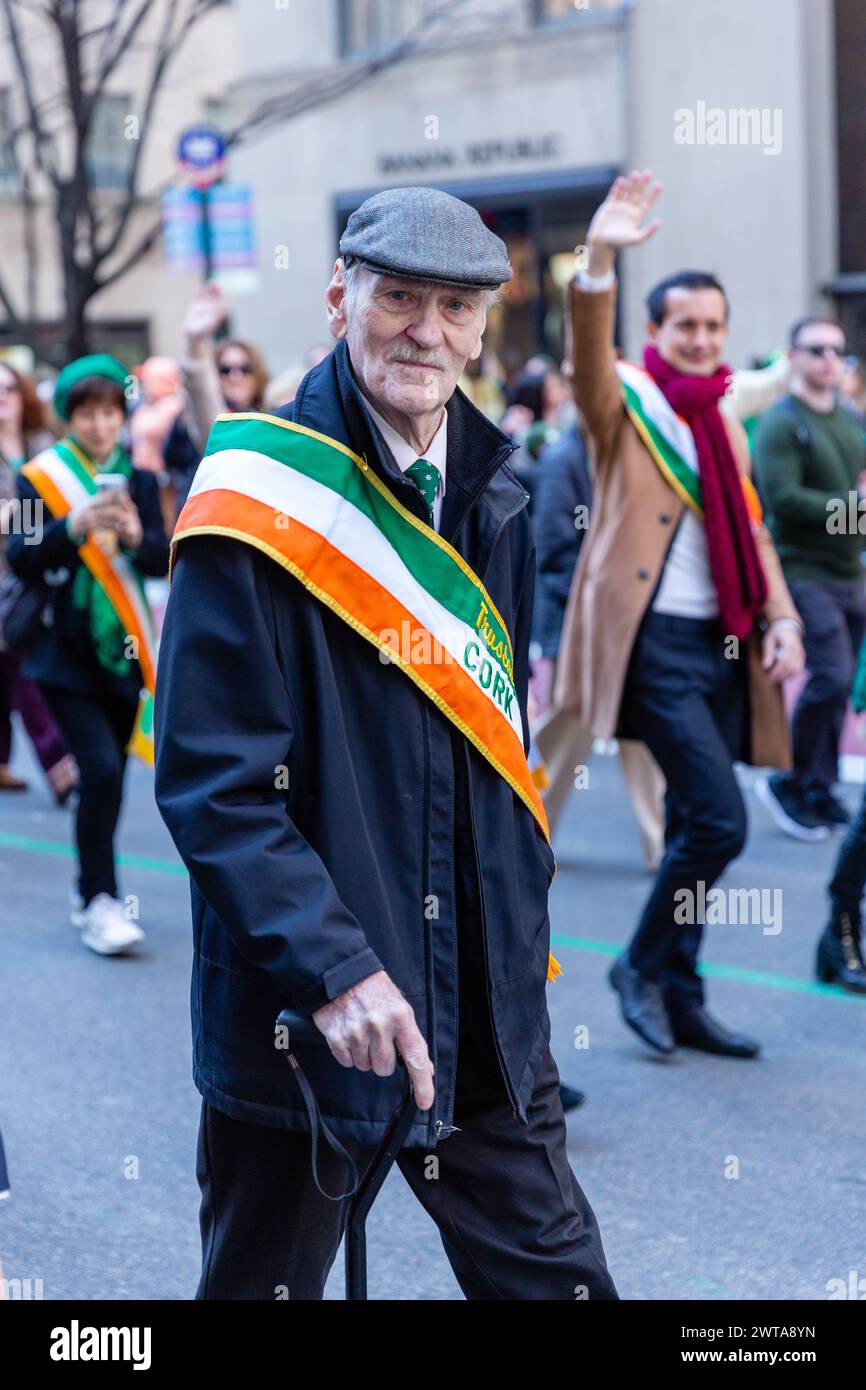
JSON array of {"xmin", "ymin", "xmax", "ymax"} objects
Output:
[
  {"xmin": 92, "ymin": 0, "xmax": 186, "ymax": 267},
  {"xmin": 0, "ymin": 262, "xmax": 27, "ymax": 339},
  {"xmin": 21, "ymin": 167, "xmax": 39, "ymax": 320},
  {"xmin": 94, "ymin": 211, "xmax": 164, "ymax": 294},
  {"xmin": 92, "ymin": 0, "xmax": 161, "ymax": 95},
  {"xmin": 1, "ymin": 0, "xmax": 60, "ymax": 183}
]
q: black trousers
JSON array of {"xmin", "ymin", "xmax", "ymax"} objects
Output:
[
  {"xmin": 619, "ymin": 611, "xmax": 748, "ymax": 1011},
  {"xmin": 194, "ymin": 859, "xmax": 616, "ymax": 1301},
  {"xmin": 41, "ymin": 685, "xmax": 138, "ymax": 904},
  {"xmin": 786, "ymin": 578, "xmax": 866, "ymax": 793},
  {"xmin": 194, "ymin": 1034, "xmax": 617, "ymax": 1301},
  {"xmin": 829, "ymin": 778, "xmax": 866, "ymax": 917}
]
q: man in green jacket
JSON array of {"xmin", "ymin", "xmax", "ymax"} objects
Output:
[{"xmin": 754, "ymin": 315, "xmax": 866, "ymax": 840}]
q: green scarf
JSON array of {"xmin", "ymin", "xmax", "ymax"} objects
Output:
[{"xmin": 67, "ymin": 438, "xmax": 139, "ymax": 680}]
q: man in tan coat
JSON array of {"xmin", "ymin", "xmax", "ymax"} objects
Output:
[{"xmin": 555, "ymin": 171, "xmax": 804, "ymax": 1058}]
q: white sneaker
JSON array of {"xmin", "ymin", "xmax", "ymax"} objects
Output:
[{"xmin": 78, "ymin": 893, "xmax": 145, "ymax": 956}]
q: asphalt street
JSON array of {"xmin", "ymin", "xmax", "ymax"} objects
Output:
[{"xmin": 1, "ymin": 730, "xmax": 864, "ymax": 1301}]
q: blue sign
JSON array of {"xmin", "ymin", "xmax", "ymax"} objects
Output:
[
  {"xmin": 177, "ymin": 125, "xmax": 226, "ymax": 173},
  {"xmin": 162, "ymin": 186, "xmax": 256, "ymax": 274}
]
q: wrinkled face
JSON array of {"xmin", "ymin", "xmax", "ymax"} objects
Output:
[
  {"xmin": 68, "ymin": 401, "xmax": 125, "ymax": 463},
  {"xmin": 647, "ymin": 287, "xmax": 729, "ymax": 376},
  {"xmin": 790, "ymin": 322, "xmax": 846, "ymax": 393},
  {"xmin": 0, "ymin": 365, "xmax": 22, "ymax": 425},
  {"xmin": 326, "ymin": 264, "xmax": 487, "ymax": 418}
]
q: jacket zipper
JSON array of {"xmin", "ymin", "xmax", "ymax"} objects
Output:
[
  {"xmin": 464, "ymin": 742, "xmax": 524, "ymax": 1124},
  {"xmin": 434, "ymin": 440, "xmax": 529, "ymax": 1137}
]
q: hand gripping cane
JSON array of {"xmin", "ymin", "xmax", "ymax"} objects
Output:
[{"xmin": 275, "ymin": 1009, "xmax": 418, "ymax": 1301}]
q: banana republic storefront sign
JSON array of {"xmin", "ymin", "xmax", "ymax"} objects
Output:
[{"xmin": 377, "ymin": 132, "xmax": 561, "ymax": 177}]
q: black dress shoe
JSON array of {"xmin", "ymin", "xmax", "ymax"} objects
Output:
[
  {"xmin": 608, "ymin": 954, "xmax": 675, "ymax": 1054},
  {"xmin": 816, "ymin": 913, "xmax": 866, "ymax": 993},
  {"xmin": 669, "ymin": 1006, "xmax": 760, "ymax": 1058},
  {"xmin": 806, "ymin": 787, "xmax": 851, "ymax": 827},
  {"xmin": 559, "ymin": 1083, "xmax": 586, "ymax": 1113}
]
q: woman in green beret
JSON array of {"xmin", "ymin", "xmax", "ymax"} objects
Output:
[{"xmin": 8, "ymin": 355, "xmax": 169, "ymax": 956}]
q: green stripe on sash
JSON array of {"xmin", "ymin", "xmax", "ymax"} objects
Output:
[
  {"xmin": 204, "ymin": 414, "xmax": 516, "ymax": 680},
  {"xmin": 53, "ymin": 438, "xmax": 98, "ymax": 493},
  {"xmin": 619, "ymin": 378, "xmax": 704, "ymax": 517}
]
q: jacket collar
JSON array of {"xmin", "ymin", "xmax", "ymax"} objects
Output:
[{"xmin": 291, "ymin": 341, "xmax": 524, "ymax": 543}]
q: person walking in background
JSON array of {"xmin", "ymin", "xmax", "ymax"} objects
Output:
[
  {"xmin": 8, "ymin": 355, "xmax": 168, "ymax": 956},
  {"xmin": 754, "ymin": 317, "xmax": 866, "ymax": 840},
  {"xmin": 0, "ymin": 361, "xmax": 77, "ymax": 802},
  {"xmin": 530, "ymin": 415, "xmax": 666, "ymax": 872},
  {"xmin": 814, "ymin": 634, "xmax": 866, "ymax": 992},
  {"xmin": 557, "ymin": 170, "xmax": 804, "ymax": 1060},
  {"xmin": 839, "ymin": 355, "xmax": 866, "ymax": 434},
  {"xmin": 129, "ymin": 356, "xmax": 201, "ymax": 522},
  {"xmin": 500, "ymin": 362, "xmax": 574, "ymax": 506}
]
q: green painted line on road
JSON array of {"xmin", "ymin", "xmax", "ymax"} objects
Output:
[
  {"xmin": 0, "ymin": 831, "xmax": 187, "ymax": 877},
  {"xmin": 1, "ymin": 832, "xmax": 862, "ymax": 1002},
  {"xmin": 550, "ymin": 932, "xmax": 865, "ymax": 1003}
]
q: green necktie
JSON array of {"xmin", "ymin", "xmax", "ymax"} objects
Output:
[{"xmin": 405, "ymin": 458, "xmax": 441, "ymax": 523}]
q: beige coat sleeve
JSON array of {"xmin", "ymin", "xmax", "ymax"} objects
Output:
[
  {"xmin": 568, "ymin": 278, "xmax": 626, "ymax": 471},
  {"xmin": 182, "ymin": 354, "xmax": 225, "ymax": 450}
]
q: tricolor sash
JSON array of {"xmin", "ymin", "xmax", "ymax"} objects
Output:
[
  {"xmin": 615, "ymin": 361, "xmax": 763, "ymax": 527},
  {"xmin": 172, "ymin": 412, "xmax": 561, "ymax": 981},
  {"xmin": 22, "ymin": 440, "xmax": 157, "ymax": 765}
]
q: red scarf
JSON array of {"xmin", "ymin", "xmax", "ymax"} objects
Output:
[{"xmin": 643, "ymin": 345, "xmax": 767, "ymax": 641}]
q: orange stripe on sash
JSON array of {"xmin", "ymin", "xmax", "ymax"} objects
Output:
[
  {"xmin": 174, "ymin": 487, "xmax": 549, "ymax": 839},
  {"xmin": 23, "ymin": 461, "xmax": 155, "ymax": 693}
]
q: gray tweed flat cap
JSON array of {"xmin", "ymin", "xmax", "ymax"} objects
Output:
[{"xmin": 340, "ymin": 186, "xmax": 512, "ymax": 289}]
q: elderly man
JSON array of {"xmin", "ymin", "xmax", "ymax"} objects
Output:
[{"xmin": 155, "ymin": 187, "xmax": 617, "ymax": 1301}]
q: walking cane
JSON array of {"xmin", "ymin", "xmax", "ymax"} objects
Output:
[{"xmin": 275, "ymin": 1008, "xmax": 418, "ymax": 1301}]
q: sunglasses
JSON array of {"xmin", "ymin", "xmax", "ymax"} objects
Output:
[
  {"xmin": 795, "ymin": 343, "xmax": 846, "ymax": 358},
  {"xmin": 218, "ymin": 362, "xmax": 253, "ymax": 376}
]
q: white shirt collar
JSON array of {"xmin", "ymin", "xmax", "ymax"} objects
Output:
[{"xmin": 363, "ymin": 398, "xmax": 448, "ymax": 528}]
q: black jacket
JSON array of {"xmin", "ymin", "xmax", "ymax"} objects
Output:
[
  {"xmin": 8, "ymin": 463, "xmax": 169, "ymax": 698},
  {"xmin": 530, "ymin": 423, "xmax": 593, "ymax": 659},
  {"xmin": 154, "ymin": 341, "xmax": 556, "ymax": 1148}
]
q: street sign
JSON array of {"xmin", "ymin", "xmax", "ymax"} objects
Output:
[
  {"xmin": 162, "ymin": 188, "xmax": 206, "ymax": 273},
  {"xmin": 177, "ymin": 124, "xmax": 226, "ymax": 190},
  {"xmin": 162, "ymin": 185, "xmax": 258, "ymax": 288}
]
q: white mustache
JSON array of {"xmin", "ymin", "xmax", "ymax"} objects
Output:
[{"xmin": 387, "ymin": 352, "xmax": 447, "ymax": 371}]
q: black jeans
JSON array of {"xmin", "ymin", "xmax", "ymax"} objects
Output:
[
  {"xmin": 828, "ymin": 780, "xmax": 866, "ymax": 919},
  {"xmin": 41, "ymin": 686, "xmax": 138, "ymax": 904},
  {"xmin": 786, "ymin": 577, "xmax": 866, "ymax": 793},
  {"xmin": 619, "ymin": 611, "xmax": 748, "ymax": 1011}
]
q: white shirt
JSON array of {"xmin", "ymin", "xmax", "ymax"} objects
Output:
[
  {"xmin": 364, "ymin": 399, "xmax": 448, "ymax": 532},
  {"xmin": 575, "ymin": 266, "xmax": 721, "ymax": 618},
  {"xmin": 652, "ymin": 509, "xmax": 719, "ymax": 619}
]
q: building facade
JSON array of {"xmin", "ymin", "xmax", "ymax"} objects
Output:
[
  {"xmin": 227, "ymin": 0, "xmax": 843, "ymax": 380},
  {"xmin": 1, "ymin": 0, "xmax": 856, "ymax": 380}
]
